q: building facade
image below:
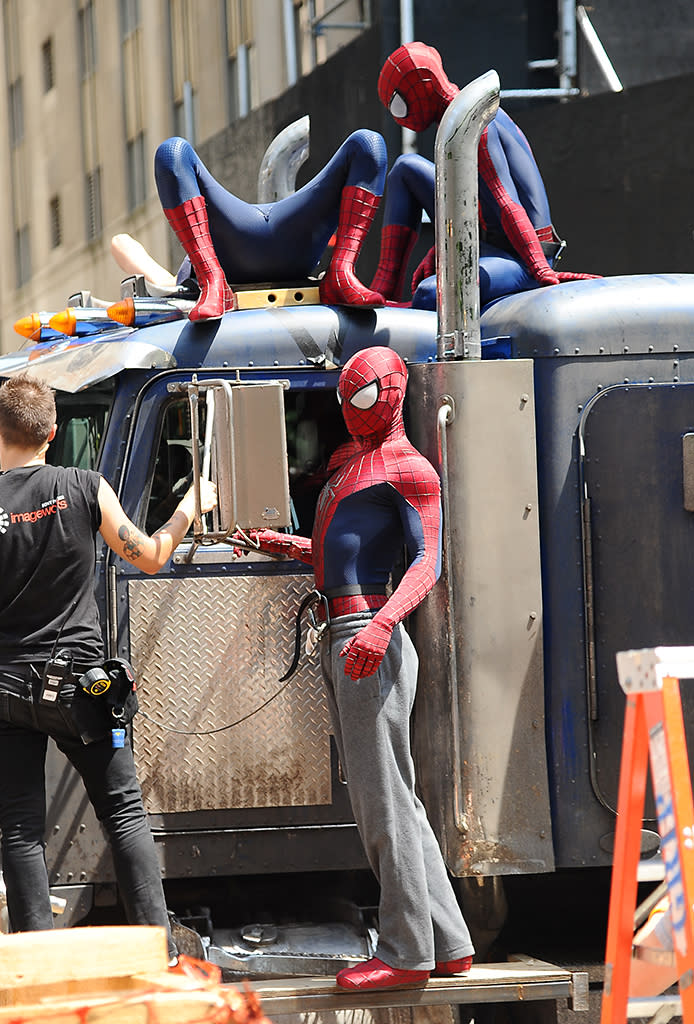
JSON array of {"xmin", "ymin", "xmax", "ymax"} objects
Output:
[
  {"xmin": 2, "ymin": 0, "xmax": 694, "ymax": 354},
  {"xmin": 0, "ymin": 0, "xmax": 367, "ymax": 353}
]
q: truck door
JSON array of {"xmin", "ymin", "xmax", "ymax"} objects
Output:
[
  {"xmin": 111, "ymin": 371, "xmax": 366, "ymax": 879},
  {"xmin": 580, "ymin": 381, "xmax": 694, "ymax": 819}
]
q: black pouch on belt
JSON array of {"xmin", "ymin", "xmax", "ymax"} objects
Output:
[{"xmin": 78, "ymin": 658, "xmax": 139, "ymax": 726}]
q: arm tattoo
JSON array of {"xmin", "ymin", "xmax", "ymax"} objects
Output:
[{"xmin": 118, "ymin": 523, "xmax": 145, "ymax": 561}]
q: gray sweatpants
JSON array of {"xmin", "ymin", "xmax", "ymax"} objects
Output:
[{"xmin": 320, "ymin": 613, "xmax": 475, "ymax": 970}]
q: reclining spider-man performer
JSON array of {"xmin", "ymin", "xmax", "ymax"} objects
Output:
[
  {"xmin": 236, "ymin": 346, "xmax": 475, "ymax": 991},
  {"xmin": 372, "ymin": 42, "xmax": 598, "ymax": 309},
  {"xmin": 154, "ymin": 130, "xmax": 388, "ymax": 320}
]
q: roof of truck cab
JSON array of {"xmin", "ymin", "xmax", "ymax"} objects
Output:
[
  {"xmin": 480, "ymin": 273, "xmax": 694, "ymax": 357},
  {"xmin": 0, "ymin": 304, "xmax": 439, "ymax": 392}
]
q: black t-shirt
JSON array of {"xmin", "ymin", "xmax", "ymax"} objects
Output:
[{"xmin": 0, "ymin": 464, "xmax": 104, "ymax": 664}]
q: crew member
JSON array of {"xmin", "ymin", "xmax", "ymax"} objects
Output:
[{"xmin": 0, "ymin": 373, "xmax": 217, "ymax": 958}]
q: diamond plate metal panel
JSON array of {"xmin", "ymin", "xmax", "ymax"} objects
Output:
[{"xmin": 128, "ymin": 575, "xmax": 331, "ymax": 813}]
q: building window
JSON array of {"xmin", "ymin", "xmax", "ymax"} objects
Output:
[
  {"xmin": 119, "ymin": 0, "xmax": 140, "ymax": 38},
  {"xmin": 225, "ymin": 0, "xmax": 253, "ymax": 119},
  {"xmin": 78, "ymin": 1, "xmax": 97, "ymax": 78},
  {"xmin": 49, "ymin": 195, "xmax": 62, "ymax": 248},
  {"xmin": 15, "ymin": 224, "xmax": 31, "ymax": 287},
  {"xmin": 8, "ymin": 76, "xmax": 23, "ymax": 147},
  {"xmin": 126, "ymin": 132, "xmax": 146, "ymax": 210},
  {"xmin": 169, "ymin": 0, "xmax": 197, "ymax": 141},
  {"xmin": 42, "ymin": 37, "xmax": 55, "ymax": 92},
  {"xmin": 85, "ymin": 167, "xmax": 102, "ymax": 240}
]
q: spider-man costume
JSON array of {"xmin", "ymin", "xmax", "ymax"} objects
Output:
[
  {"xmin": 154, "ymin": 131, "xmax": 387, "ymax": 320},
  {"xmin": 246, "ymin": 347, "xmax": 474, "ymax": 990},
  {"xmin": 371, "ymin": 42, "xmax": 598, "ymax": 308}
]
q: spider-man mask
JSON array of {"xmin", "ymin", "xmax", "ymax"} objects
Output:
[
  {"xmin": 377, "ymin": 42, "xmax": 459, "ymax": 133},
  {"xmin": 338, "ymin": 347, "xmax": 407, "ymax": 442}
]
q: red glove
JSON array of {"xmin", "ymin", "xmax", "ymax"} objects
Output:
[
  {"xmin": 231, "ymin": 528, "xmax": 313, "ymax": 564},
  {"xmin": 411, "ymin": 246, "xmax": 436, "ymax": 294},
  {"xmin": 340, "ymin": 618, "xmax": 394, "ymax": 680}
]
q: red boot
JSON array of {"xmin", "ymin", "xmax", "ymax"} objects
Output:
[
  {"xmin": 555, "ymin": 271, "xmax": 602, "ymax": 281},
  {"xmin": 370, "ymin": 223, "xmax": 419, "ymax": 301},
  {"xmin": 320, "ymin": 186, "xmax": 385, "ymax": 307},
  {"xmin": 432, "ymin": 956, "xmax": 473, "ymax": 977},
  {"xmin": 336, "ymin": 956, "xmax": 429, "ymax": 991},
  {"xmin": 163, "ymin": 195, "xmax": 236, "ymax": 320}
]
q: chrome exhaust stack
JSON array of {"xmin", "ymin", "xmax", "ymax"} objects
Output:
[{"xmin": 435, "ymin": 70, "xmax": 500, "ymax": 361}]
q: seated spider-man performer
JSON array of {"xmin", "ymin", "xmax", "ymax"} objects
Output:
[
  {"xmin": 371, "ymin": 42, "xmax": 598, "ymax": 309},
  {"xmin": 238, "ymin": 346, "xmax": 475, "ymax": 991},
  {"xmin": 154, "ymin": 130, "xmax": 387, "ymax": 320}
]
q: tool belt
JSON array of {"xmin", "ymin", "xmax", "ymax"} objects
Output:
[
  {"xmin": 38, "ymin": 653, "xmax": 139, "ymax": 728},
  {"xmin": 280, "ymin": 586, "xmax": 388, "ymax": 682}
]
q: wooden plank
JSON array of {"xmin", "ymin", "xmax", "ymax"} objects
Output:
[
  {"xmin": 0, "ymin": 926, "xmax": 168, "ymax": 1000},
  {"xmin": 0, "ymin": 987, "xmax": 239, "ymax": 1023},
  {"xmin": 248, "ymin": 961, "xmax": 577, "ymax": 1014}
]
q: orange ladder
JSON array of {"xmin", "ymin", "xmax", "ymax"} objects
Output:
[{"xmin": 601, "ymin": 646, "xmax": 694, "ymax": 1024}]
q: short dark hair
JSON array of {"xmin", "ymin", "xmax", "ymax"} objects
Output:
[{"xmin": 0, "ymin": 373, "xmax": 56, "ymax": 449}]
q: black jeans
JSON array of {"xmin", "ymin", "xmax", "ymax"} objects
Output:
[{"xmin": 0, "ymin": 666, "xmax": 175, "ymax": 958}]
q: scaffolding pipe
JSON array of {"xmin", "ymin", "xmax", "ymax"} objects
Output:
[
  {"xmin": 577, "ymin": 5, "xmax": 624, "ymax": 92},
  {"xmin": 558, "ymin": 0, "xmax": 577, "ymax": 92},
  {"xmin": 399, "ymin": 0, "xmax": 416, "ymax": 153}
]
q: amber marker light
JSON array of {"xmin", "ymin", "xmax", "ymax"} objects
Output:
[
  {"xmin": 107, "ymin": 298, "xmax": 136, "ymax": 326},
  {"xmin": 14, "ymin": 313, "xmax": 43, "ymax": 340},
  {"xmin": 49, "ymin": 308, "xmax": 77, "ymax": 336}
]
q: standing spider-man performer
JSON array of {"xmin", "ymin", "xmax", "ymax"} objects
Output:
[
  {"xmin": 371, "ymin": 42, "xmax": 598, "ymax": 309},
  {"xmin": 240, "ymin": 346, "xmax": 474, "ymax": 991},
  {"xmin": 154, "ymin": 130, "xmax": 387, "ymax": 320}
]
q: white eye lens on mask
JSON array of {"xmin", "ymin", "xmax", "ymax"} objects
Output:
[
  {"xmin": 390, "ymin": 93, "xmax": 408, "ymax": 119},
  {"xmin": 350, "ymin": 381, "xmax": 379, "ymax": 410}
]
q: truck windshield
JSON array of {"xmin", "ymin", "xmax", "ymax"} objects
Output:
[{"xmin": 47, "ymin": 382, "xmax": 114, "ymax": 471}]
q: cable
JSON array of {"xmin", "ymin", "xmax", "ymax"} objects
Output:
[{"xmin": 137, "ymin": 676, "xmax": 294, "ymax": 735}]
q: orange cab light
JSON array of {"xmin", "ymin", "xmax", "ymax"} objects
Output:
[
  {"xmin": 49, "ymin": 308, "xmax": 77, "ymax": 336},
  {"xmin": 14, "ymin": 313, "xmax": 43, "ymax": 340},
  {"xmin": 107, "ymin": 297, "xmax": 136, "ymax": 327}
]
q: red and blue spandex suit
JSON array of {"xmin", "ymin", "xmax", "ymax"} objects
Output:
[
  {"xmin": 371, "ymin": 42, "xmax": 597, "ymax": 309},
  {"xmin": 154, "ymin": 130, "xmax": 387, "ymax": 320},
  {"xmin": 251, "ymin": 346, "xmax": 441, "ymax": 679},
  {"xmin": 248, "ymin": 347, "xmax": 474, "ymax": 975}
]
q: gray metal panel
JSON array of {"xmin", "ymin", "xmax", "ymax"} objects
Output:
[
  {"xmin": 408, "ymin": 360, "xmax": 553, "ymax": 876},
  {"xmin": 129, "ymin": 574, "xmax": 332, "ymax": 813}
]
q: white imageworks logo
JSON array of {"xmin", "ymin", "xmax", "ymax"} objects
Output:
[{"xmin": 0, "ymin": 508, "xmax": 9, "ymax": 534}]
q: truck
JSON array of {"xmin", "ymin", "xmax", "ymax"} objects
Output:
[{"xmin": 0, "ymin": 71, "xmax": 690, "ymax": 1002}]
